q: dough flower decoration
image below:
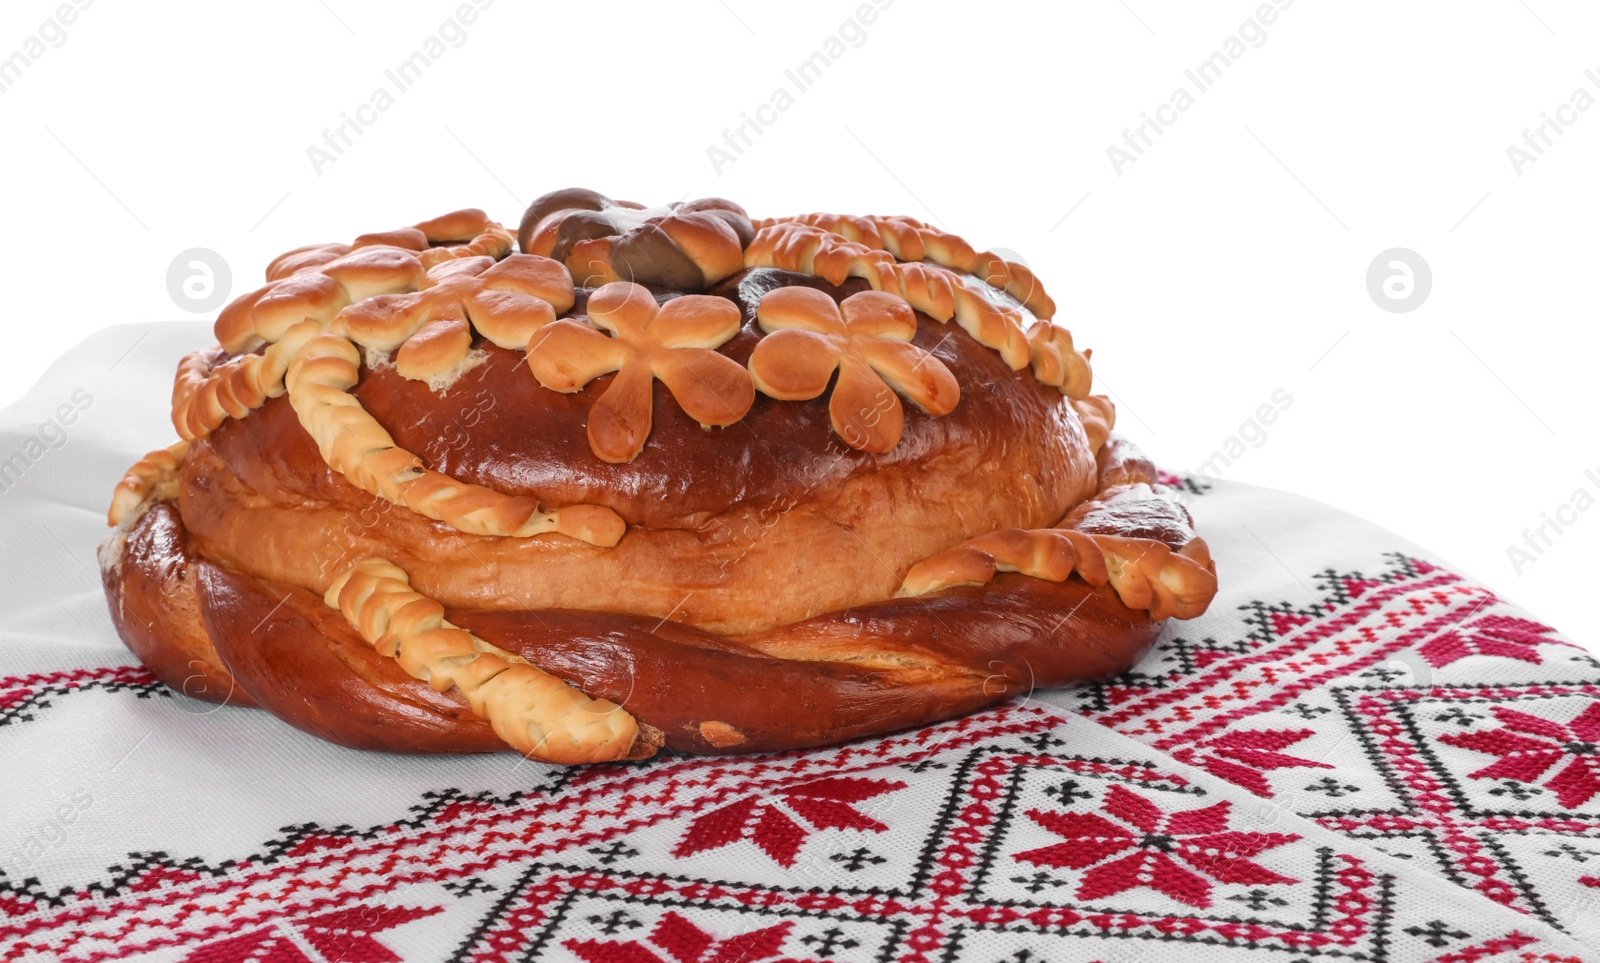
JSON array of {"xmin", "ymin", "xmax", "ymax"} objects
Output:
[
  {"xmin": 333, "ymin": 252, "xmax": 575, "ymax": 383},
  {"xmin": 267, "ymin": 208, "xmax": 515, "ymax": 281},
  {"xmin": 749, "ymin": 286, "xmax": 959, "ymax": 453},
  {"xmin": 183, "ymin": 211, "xmax": 538, "ymax": 440},
  {"xmin": 528, "ymin": 281, "xmax": 755, "ymax": 463}
]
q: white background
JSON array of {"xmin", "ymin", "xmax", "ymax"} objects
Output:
[{"xmin": 0, "ymin": 0, "xmax": 1595, "ymax": 643}]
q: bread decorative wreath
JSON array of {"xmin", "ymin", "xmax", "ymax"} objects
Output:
[{"xmin": 100, "ymin": 190, "xmax": 1218, "ymax": 764}]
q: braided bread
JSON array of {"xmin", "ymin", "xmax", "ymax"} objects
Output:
[{"xmin": 99, "ymin": 190, "xmax": 1218, "ymax": 765}]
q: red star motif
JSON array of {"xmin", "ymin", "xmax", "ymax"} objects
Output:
[
  {"xmin": 566, "ymin": 911, "xmax": 807, "ymax": 963},
  {"xmin": 1014, "ymin": 783, "xmax": 1300, "ymax": 909},
  {"xmin": 1440, "ymin": 703, "xmax": 1600, "ymax": 808},
  {"xmin": 671, "ymin": 776, "xmax": 906, "ymax": 868},
  {"xmin": 1419, "ymin": 614, "xmax": 1556, "ymax": 669},
  {"xmin": 181, "ymin": 904, "xmax": 439, "ymax": 962},
  {"xmin": 1175, "ymin": 728, "xmax": 1334, "ymax": 798}
]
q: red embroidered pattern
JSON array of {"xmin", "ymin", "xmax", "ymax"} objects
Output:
[
  {"xmin": 671, "ymin": 776, "xmax": 905, "ymax": 868},
  {"xmin": 1440, "ymin": 704, "xmax": 1600, "ymax": 808},
  {"xmin": 4, "ymin": 550, "xmax": 1595, "ymax": 961},
  {"xmin": 1420, "ymin": 615, "xmax": 1558, "ymax": 669},
  {"xmin": 565, "ymin": 912, "xmax": 806, "ymax": 963},
  {"xmin": 178, "ymin": 905, "xmax": 438, "ymax": 963},
  {"xmin": 1171, "ymin": 727, "xmax": 1333, "ymax": 797},
  {"xmin": 1015, "ymin": 784, "xmax": 1299, "ymax": 908}
]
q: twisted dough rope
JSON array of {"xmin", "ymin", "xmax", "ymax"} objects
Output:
[
  {"xmin": 107, "ymin": 441, "xmax": 189, "ymax": 527},
  {"xmin": 743, "ymin": 221, "xmax": 1091, "ymax": 391},
  {"xmin": 1072, "ymin": 395, "xmax": 1116, "ymax": 454},
  {"xmin": 752, "ymin": 212, "xmax": 1057, "ymax": 321},
  {"xmin": 325, "ymin": 557, "xmax": 643, "ymax": 763},
  {"xmin": 899, "ymin": 483, "xmax": 1218, "ymax": 621},
  {"xmin": 171, "ymin": 341, "xmax": 301, "ymax": 442},
  {"xmin": 286, "ymin": 324, "xmax": 625, "ymax": 544},
  {"xmin": 162, "ymin": 212, "xmax": 623, "ymax": 546}
]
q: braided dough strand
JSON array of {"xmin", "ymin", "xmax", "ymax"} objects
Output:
[
  {"xmin": 171, "ymin": 328, "xmax": 312, "ymax": 442},
  {"xmin": 753, "ymin": 212, "xmax": 1057, "ymax": 321},
  {"xmin": 1029, "ymin": 323, "xmax": 1094, "ymax": 400},
  {"xmin": 743, "ymin": 223, "xmax": 1036, "ymax": 370},
  {"xmin": 325, "ymin": 557, "xmax": 641, "ymax": 763},
  {"xmin": 107, "ymin": 441, "xmax": 189, "ymax": 527},
  {"xmin": 286, "ymin": 329, "xmax": 625, "ymax": 545},
  {"xmin": 899, "ymin": 482, "xmax": 1218, "ymax": 621},
  {"xmin": 1072, "ymin": 394, "xmax": 1117, "ymax": 454}
]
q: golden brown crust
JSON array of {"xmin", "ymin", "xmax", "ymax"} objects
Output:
[
  {"xmin": 115, "ymin": 495, "xmax": 1163, "ymax": 757},
  {"xmin": 177, "ymin": 401, "xmax": 1092, "ymax": 637},
  {"xmin": 173, "ymin": 267, "xmax": 1097, "ymax": 641},
  {"xmin": 100, "ymin": 501, "xmax": 252, "ymax": 709},
  {"xmin": 101, "ymin": 192, "xmax": 1220, "ymax": 763}
]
